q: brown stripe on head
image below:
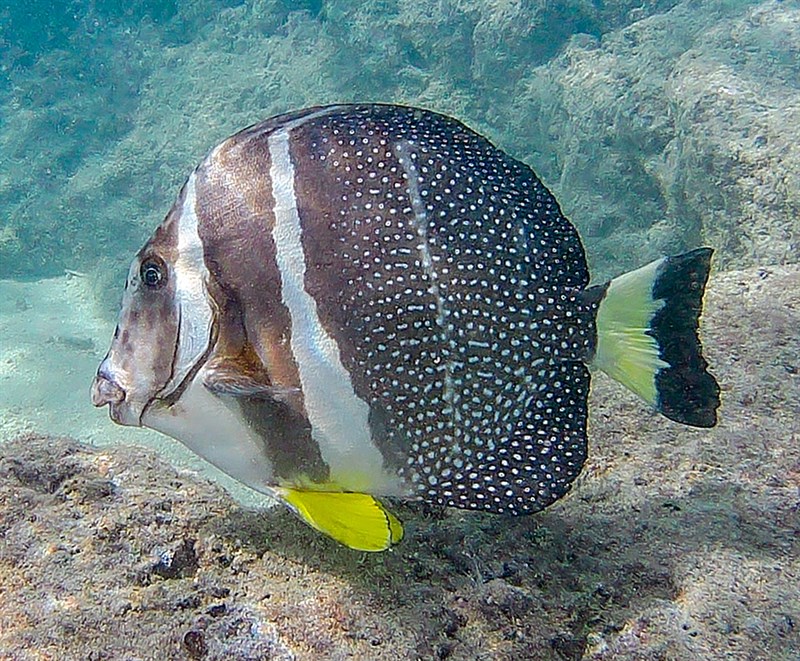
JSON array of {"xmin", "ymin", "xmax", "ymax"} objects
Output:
[
  {"xmin": 192, "ymin": 131, "xmax": 328, "ymax": 482},
  {"xmin": 197, "ymin": 134, "xmax": 302, "ymax": 392}
]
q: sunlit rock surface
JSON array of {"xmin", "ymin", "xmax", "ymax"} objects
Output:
[{"xmin": 1, "ymin": 264, "xmax": 797, "ymax": 659}]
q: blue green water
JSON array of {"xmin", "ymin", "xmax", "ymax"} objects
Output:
[{"xmin": 3, "ymin": 0, "xmax": 796, "ymax": 289}]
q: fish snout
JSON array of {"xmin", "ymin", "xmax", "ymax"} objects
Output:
[{"xmin": 91, "ymin": 370, "xmax": 126, "ymax": 408}]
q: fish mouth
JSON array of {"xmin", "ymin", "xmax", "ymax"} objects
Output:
[
  {"xmin": 91, "ymin": 372, "xmax": 124, "ymax": 407},
  {"xmin": 91, "ymin": 372, "xmax": 143, "ymax": 427}
]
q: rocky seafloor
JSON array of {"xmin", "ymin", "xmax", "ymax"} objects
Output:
[{"xmin": 1, "ymin": 264, "xmax": 797, "ymax": 660}]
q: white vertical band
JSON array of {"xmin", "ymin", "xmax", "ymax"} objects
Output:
[
  {"xmin": 394, "ymin": 141, "xmax": 460, "ymax": 449},
  {"xmin": 162, "ymin": 170, "xmax": 214, "ymax": 396},
  {"xmin": 268, "ymin": 126, "xmax": 390, "ymax": 492}
]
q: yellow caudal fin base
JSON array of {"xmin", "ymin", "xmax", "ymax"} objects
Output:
[
  {"xmin": 588, "ymin": 248, "xmax": 720, "ymax": 428},
  {"xmin": 279, "ymin": 488, "xmax": 404, "ymax": 552},
  {"xmin": 591, "ymin": 257, "xmax": 669, "ymax": 407}
]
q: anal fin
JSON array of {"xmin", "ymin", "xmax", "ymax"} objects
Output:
[{"xmin": 278, "ymin": 488, "xmax": 403, "ymax": 552}]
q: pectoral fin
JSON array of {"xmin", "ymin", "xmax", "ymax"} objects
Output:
[
  {"xmin": 279, "ymin": 488, "xmax": 404, "ymax": 552},
  {"xmin": 203, "ymin": 362, "xmax": 300, "ymax": 403}
]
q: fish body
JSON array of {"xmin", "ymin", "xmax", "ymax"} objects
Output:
[{"xmin": 92, "ymin": 104, "xmax": 719, "ymax": 550}]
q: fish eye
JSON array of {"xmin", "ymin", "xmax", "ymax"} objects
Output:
[{"xmin": 140, "ymin": 257, "xmax": 167, "ymax": 290}]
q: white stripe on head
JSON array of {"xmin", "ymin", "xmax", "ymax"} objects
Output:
[
  {"xmin": 160, "ymin": 170, "xmax": 215, "ymax": 396},
  {"xmin": 268, "ymin": 124, "xmax": 390, "ymax": 493}
]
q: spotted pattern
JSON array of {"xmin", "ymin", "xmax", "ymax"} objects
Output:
[{"xmin": 289, "ymin": 105, "xmax": 595, "ymax": 513}]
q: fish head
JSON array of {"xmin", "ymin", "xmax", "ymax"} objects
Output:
[{"xmin": 91, "ymin": 179, "xmax": 215, "ymax": 427}]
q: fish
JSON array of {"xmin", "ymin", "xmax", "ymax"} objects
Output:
[{"xmin": 91, "ymin": 104, "xmax": 720, "ymax": 552}]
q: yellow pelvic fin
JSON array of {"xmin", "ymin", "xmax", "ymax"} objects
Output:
[{"xmin": 279, "ymin": 488, "xmax": 403, "ymax": 552}]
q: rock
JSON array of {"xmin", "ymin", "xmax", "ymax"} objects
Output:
[
  {"xmin": 510, "ymin": 0, "xmax": 800, "ymax": 279},
  {"xmin": 1, "ymin": 266, "xmax": 798, "ymax": 658}
]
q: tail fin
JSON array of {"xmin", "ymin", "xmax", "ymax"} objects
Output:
[{"xmin": 587, "ymin": 247, "xmax": 720, "ymax": 428}]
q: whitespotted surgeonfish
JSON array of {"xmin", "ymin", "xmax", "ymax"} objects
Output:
[{"xmin": 91, "ymin": 104, "xmax": 720, "ymax": 551}]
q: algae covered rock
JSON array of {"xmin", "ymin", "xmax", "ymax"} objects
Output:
[
  {"xmin": 508, "ymin": 0, "xmax": 800, "ymax": 278},
  {"xmin": 1, "ymin": 264, "xmax": 799, "ymax": 659}
]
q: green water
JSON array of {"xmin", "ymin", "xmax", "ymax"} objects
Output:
[{"xmin": 4, "ymin": 0, "xmax": 795, "ymax": 287}]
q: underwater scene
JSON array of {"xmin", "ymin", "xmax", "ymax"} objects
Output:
[{"xmin": 1, "ymin": 0, "xmax": 799, "ymax": 658}]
